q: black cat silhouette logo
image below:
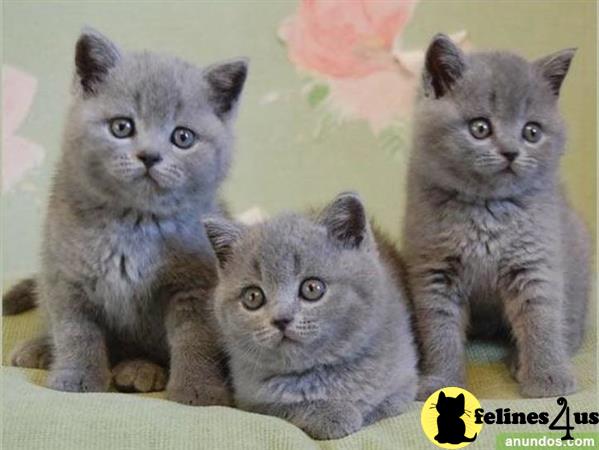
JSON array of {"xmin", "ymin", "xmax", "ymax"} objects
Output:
[
  {"xmin": 421, "ymin": 387, "xmax": 483, "ymax": 449},
  {"xmin": 435, "ymin": 391, "xmax": 477, "ymax": 444}
]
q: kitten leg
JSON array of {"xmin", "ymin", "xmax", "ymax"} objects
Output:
[
  {"xmin": 112, "ymin": 359, "xmax": 167, "ymax": 393},
  {"xmin": 250, "ymin": 400, "xmax": 363, "ymax": 440},
  {"xmin": 10, "ymin": 334, "xmax": 53, "ymax": 369},
  {"xmin": 501, "ymin": 266, "xmax": 576, "ymax": 397},
  {"xmin": 561, "ymin": 209, "xmax": 591, "ymax": 354},
  {"xmin": 165, "ymin": 290, "xmax": 232, "ymax": 406},
  {"xmin": 411, "ymin": 264, "xmax": 467, "ymax": 400},
  {"xmin": 45, "ymin": 281, "xmax": 111, "ymax": 392},
  {"xmin": 505, "ymin": 347, "xmax": 519, "ymax": 380}
]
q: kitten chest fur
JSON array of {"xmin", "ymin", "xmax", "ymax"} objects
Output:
[
  {"xmin": 42, "ymin": 195, "xmax": 199, "ymax": 351},
  {"xmin": 406, "ymin": 185, "xmax": 562, "ymax": 327},
  {"xmin": 83, "ymin": 211, "xmax": 168, "ymax": 327}
]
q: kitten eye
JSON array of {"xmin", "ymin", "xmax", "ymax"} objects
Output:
[
  {"xmin": 522, "ymin": 122, "xmax": 542, "ymax": 143},
  {"xmin": 241, "ymin": 286, "xmax": 266, "ymax": 311},
  {"xmin": 469, "ymin": 118, "xmax": 492, "ymax": 139},
  {"xmin": 299, "ymin": 278, "xmax": 326, "ymax": 302},
  {"xmin": 110, "ymin": 118, "xmax": 135, "ymax": 139},
  {"xmin": 171, "ymin": 127, "xmax": 196, "ymax": 149}
]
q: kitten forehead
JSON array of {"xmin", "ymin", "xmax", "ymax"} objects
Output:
[
  {"xmin": 220, "ymin": 212, "xmax": 363, "ymax": 293},
  {"xmin": 457, "ymin": 52, "xmax": 542, "ymax": 118},
  {"xmin": 245, "ymin": 214, "xmax": 327, "ymax": 279},
  {"xmin": 102, "ymin": 52, "xmax": 210, "ymax": 124}
]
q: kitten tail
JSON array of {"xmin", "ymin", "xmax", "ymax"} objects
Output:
[{"xmin": 2, "ymin": 278, "xmax": 37, "ymax": 315}]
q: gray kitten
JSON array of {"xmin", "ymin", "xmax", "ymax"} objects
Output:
[
  {"xmin": 403, "ymin": 34, "xmax": 590, "ymax": 399},
  {"xmin": 204, "ymin": 193, "xmax": 418, "ymax": 440},
  {"xmin": 3, "ymin": 28, "xmax": 247, "ymax": 405}
]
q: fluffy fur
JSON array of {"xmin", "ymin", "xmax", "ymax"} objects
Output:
[
  {"xmin": 3, "ymin": 28, "xmax": 248, "ymax": 404},
  {"xmin": 205, "ymin": 193, "xmax": 418, "ymax": 439},
  {"xmin": 403, "ymin": 34, "xmax": 590, "ymax": 399}
]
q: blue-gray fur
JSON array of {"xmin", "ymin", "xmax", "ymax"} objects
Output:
[
  {"xmin": 5, "ymin": 28, "xmax": 248, "ymax": 403},
  {"xmin": 205, "ymin": 193, "xmax": 418, "ymax": 439},
  {"xmin": 403, "ymin": 34, "xmax": 590, "ymax": 399}
]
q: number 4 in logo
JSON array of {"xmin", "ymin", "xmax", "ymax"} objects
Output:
[{"xmin": 549, "ymin": 397, "xmax": 575, "ymax": 440}]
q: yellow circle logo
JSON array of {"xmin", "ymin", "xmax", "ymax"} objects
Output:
[{"xmin": 421, "ymin": 387, "xmax": 483, "ymax": 449}]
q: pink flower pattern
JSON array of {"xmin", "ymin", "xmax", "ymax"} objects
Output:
[
  {"xmin": 279, "ymin": 1, "xmax": 471, "ymax": 133},
  {"xmin": 2, "ymin": 65, "xmax": 45, "ymax": 192},
  {"xmin": 279, "ymin": 0, "xmax": 417, "ymax": 78}
]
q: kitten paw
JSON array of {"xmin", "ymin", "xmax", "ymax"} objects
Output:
[
  {"xmin": 363, "ymin": 388, "xmax": 416, "ymax": 426},
  {"xmin": 302, "ymin": 404, "xmax": 363, "ymax": 440},
  {"xmin": 167, "ymin": 382, "xmax": 232, "ymax": 407},
  {"xmin": 112, "ymin": 359, "xmax": 167, "ymax": 393},
  {"xmin": 47, "ymin": 368, "xmax": 110, "ymax": 392},
  {"xmin": 417, "ymin": 375, "xmax": 464, "ymax": 401},
  {"xmin": 519, "ymin": 366, "xmax": 577, "ymax": 398},
  {"xmin": 10, "ymin": 338, "xmax": 52, "ymax": 369}
]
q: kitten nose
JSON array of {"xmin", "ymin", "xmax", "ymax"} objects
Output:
[
  {"xmin": 137, "ymin": 152, "xmax": 162, "ymax": 168},
  {"xmin": 272, "ymin": 318, "xmax": 292, "ymax": 331},
  {"xmin": 501, "ymin": 150, "xmax": 519, "ymax": 162}
]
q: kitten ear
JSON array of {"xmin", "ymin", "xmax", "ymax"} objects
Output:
[
  {"xmin": 534, "ymin": 48, "xmax": 576, "ymax": 96},
  {"xmin": 424, "ymin": 33, "xmax": 466, "ymax": 98},
  {"xmin": 457, "ymin": 393, "xmax": 465, "ymax": 406},
  {"xmin": 317, "ymin": 192, "xmax": 370, "ymax": 249},
  {"xmin": 203, "ymin": 217, "xmax": 245, "ymax": 269},
  {"xmin": 438, "ymin": 391, "xmax": 446, "ymax": 401},
  {"xmin": 75, "ymin": 27, "xmax": 121, "ymax": 95},
  {"xmin": 204, "ymin": 58, "xmax": 249, "ymax": 117}
]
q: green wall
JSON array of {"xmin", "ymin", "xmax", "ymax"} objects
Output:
[{"xmin": 2, "ymin": 0, "xmax": 596, "ymax": 283}]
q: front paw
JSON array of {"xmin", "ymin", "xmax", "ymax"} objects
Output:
[
  {"xmin": 518, "ymin": 365, "xmax": 577, "ymax": 398},
  {"xmin": 302, "ymin": 404, "xmax": 363, "ymax": 440},
  {"xmin": 417, "ymin": 374, "xmax": 464, "ymax": 401},
  {"xmin": 47, "ymin": 368, "xmax": 110, "ymax": 392},
  {"xmin": 112, "ymin": 359, "xmax": 167, "ymax": 393},
  {"xmin": 167, "ymin": 381, "xmax": 232, "ymax": 407}
]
